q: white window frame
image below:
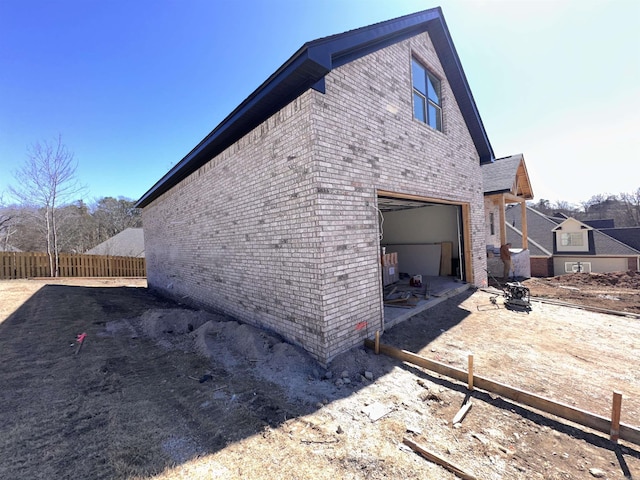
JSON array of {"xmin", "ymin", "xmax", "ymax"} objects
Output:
[{"xmin": 560, "ymin": 232, "xmax": 584, "ymax": 247}]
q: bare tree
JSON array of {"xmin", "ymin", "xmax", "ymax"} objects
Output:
[
  {"xmin": 0, "ymin": 195, "xmax": 17, "ymax": 251},
  {"xmin": 9, "ymin": 136, "xmax": 84, "ymax": 276},
  {"xmin": 91, "ymin": 196, "xmax": 142, "ymax": 242},
  {"xmin": 619, "ymin": 187, "xmax": 640, "ymax": 226}
]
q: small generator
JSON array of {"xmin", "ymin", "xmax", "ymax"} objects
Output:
[{"xmin": 502, "ymin": 281, "xmax": 531, "ymax": 310}]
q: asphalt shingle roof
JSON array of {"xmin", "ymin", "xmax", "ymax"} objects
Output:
[
  {"xmin": 506, "ymin": 206, "xmax": 640, "ymax": 256},
  {"xmin": 86, "ymin": 228, "xmax": 145, "ymax": 258},
  {"xmin": 505, "ymin": 205, "xmax": 556, "ymax": 256},
  {"xmin": 600, "ymin": 227, "xmax": 640, "ymax": 251},
  {"xmin": 482, "ymin": 154, "xmax": 522, "ymax": 194}
]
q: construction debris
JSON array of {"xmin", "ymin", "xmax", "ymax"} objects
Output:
[
  {"xmin": 403, "ymin": 437, "xmax": 478, "ymax": 480},
  {"xmin": 362, "ymin": 402, "xmax": 393, "ymax": 422},
  {"xmin": 452, "ymin": 400, "xmax": 473, "ymax": 425}
]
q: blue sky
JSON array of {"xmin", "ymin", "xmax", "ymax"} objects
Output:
[{"xmin": 1, "ymin": 0, "xmax": 638, "ymax": 207}]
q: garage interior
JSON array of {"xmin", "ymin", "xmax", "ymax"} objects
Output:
[{"xmin": 376, "ymin": 194, "xmax": 472, "ymax": 327}]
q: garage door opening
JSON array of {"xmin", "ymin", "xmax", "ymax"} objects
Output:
[{"xmin": 376, "ymin": 192, "xmax": 472, "ymax": 327}]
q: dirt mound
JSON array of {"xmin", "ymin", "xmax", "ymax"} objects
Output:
[
  {"xmin": 140, "ymin": 309, "xmax": 219, "ymax": 338},
  {"xmin": 548, "ymin": 270, "xmax": 640, "ymax": 288},
  {"xmin": 192, "ymin": 319, "xmax": 328, "ymax": 403}
]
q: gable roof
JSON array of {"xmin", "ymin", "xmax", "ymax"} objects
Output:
[
  {"xmin": 85, "ymin": 228, "xmax": 145, "ymax": 258},
  {"xmin": 482, "ymin": 153, "xmax": 533, "ymax": 199},
  {"xmin": 506, "ymin": 206, "xmax": 640, "ymax": 257},
  {"xmin": 136, "ymin": 7, "xmax": 495, "ymax": 208},
  {"xmin": 506, "ymin": 205, "xmax": 557, "ymax": 255},
  {"xmin": 552, "ymin": 217, "xmax": 593, "ymax": 232}
]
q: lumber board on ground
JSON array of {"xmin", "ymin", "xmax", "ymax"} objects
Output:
[
  {"xmin": 452, "ymin": 401, "xmax": 473, "ymax": 425},
  {"xmin": 365, "ymin": 339, "xmax": 468, "ymax": 383},
  {"xmin": 403, "ymin": 438, "xmax": 477, "ymax": 480},
  {"xmin": 364, "ymin": 339, "xmax": 640, "ymax": 446}
]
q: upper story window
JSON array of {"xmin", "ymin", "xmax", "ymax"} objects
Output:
[
  {"xmin": 412, "ymin": 58, "xmax": 442, "ymax": 131},
  {"xmin": 560, "ymin": 232, "xmax": 584, "ymax": 247}
]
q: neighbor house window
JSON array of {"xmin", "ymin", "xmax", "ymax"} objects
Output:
[
  {"xmin": 489, "ymin": 212, "xmax": 495, "ymax": 236},
  {"xmin": 560, "ymin": 232, "xmax": 584, "ymax": 247},
  {"xmin": 412, "ymin": 57, "xmax": 442, "ymax": 131}
]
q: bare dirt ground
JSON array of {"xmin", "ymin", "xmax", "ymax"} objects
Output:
[
  {"xmin": 521, "ymin": 271, "xmax": 640, "ymax": 315},
  {"xmin": 0, "ymin": 274, "xmax": 638, "ymax": 480}
]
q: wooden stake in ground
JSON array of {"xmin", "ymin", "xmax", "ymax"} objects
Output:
[
  {"xmin": 611, "ymin": 391, "xmax": 622, "ymax": 442},
  {"xmin": 403, "ymin": 437, "xmax": 477, "ymax": 480},
  {"xmin": 467, "ymin": 354, "xmax": 474, "ymax": 391},
  {"xmin": 364, "ymin": 338, "xmax": 640, "ymax": 446}
]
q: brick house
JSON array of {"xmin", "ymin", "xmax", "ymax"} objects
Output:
[
  {"xmin": 136, "ymin": 8, "xmax": 505, "ymax": 364},
  {"xmin": 482, "ymin": 154, "xmax": 534, "ymax": 279},
  {"xmin": 505, "ymin": 207, "xmax": 640, "ymax": 277}
]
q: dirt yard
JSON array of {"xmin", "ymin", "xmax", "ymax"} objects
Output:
[{"xmin": 0, "ymin": 274, "xmax": 638, "ymax": 479}]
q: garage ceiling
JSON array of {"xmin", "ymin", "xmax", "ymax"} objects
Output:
[{"xmin": 377, "ymin": 196, "xmax": 438, "ymax": 212}]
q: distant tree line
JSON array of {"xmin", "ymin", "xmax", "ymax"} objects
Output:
[
  {"xmin": 529, "ymin": 188, "xmax": 640, "ymax": 228},
  {"xmin": 0, "ymin": 136, "xmax": 141, "ymax": 277},
  {"xmin": 0, "ymin": 196, "xmax": 142, "ymax": 254}
]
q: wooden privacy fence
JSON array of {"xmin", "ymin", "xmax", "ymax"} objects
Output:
[{"xmin": 0, "ymin": 252, "xmax": 146, "ymax": 279}]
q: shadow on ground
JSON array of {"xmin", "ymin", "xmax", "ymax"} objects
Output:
[
  {"xmin": 1, "ymin": 284, "xmax": 456, "ymax": 479},
  {"xmin": 1, "ymin": 285, "xmax": 636, "ymax": 479}
]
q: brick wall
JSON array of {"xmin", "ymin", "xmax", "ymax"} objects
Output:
[
  {"xmin": 143, "ymin": 93, "xmax": 334, "ymax": 361},
  {"xmin": 530, "ymin": 256, "xmax": 553, "ymax": 277},
  {"xmin": 308, "ymin": 32, "xmax": 487, "ymax": 360},
  {"xmin": 143, "ymin": 30, "xmax": 487, "ymax": 364},
  {"xmin": 483, "ymin": 197, "xmax": 501, "ymax": 248}
]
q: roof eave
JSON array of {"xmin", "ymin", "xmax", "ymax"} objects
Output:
[
  {"xmin": 136, "ymin": 7, "xmax": 495, "ymax": 208},
  {"xmin": 135, "ymin": 47, "xmax": 331, "ymax": 208}
]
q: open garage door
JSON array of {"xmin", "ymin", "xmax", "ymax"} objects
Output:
[{"xmin": 376, "ymin": 191, "xmax": 472, "ymax": 326}]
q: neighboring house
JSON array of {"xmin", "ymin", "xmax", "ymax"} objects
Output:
[
  {"xmin": 482, "ymin": 154, "xmax": 534, "ymax": 279},
  {"xmin": 86, "ymin": 228, "xmax": 145, "ymax": 258},
  {"xmin": 505, "ymin": 206, "xmax": 640, "ymax": 276},
  {"xmin": 136, "ymin": 8, "xmax": 517, "ymax": 364},
  {"xmin": 600, "ymin": 227, "xmax": 640, "ymax": 252}
]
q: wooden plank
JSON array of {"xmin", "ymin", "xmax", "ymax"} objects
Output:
[
  {"xmin": 365, "ymin": 339, "xmax": 468, "ymax": 383},
  {"xmin": 452, "ymin": 401, "xmax": 473, "ymax": 425},
  {"xmin": 499, "ymin": 195, "xmax": 506, "ymax": 248},
  {"xmin": 19, "ymin": 252, "xmax": 27, "ymax": 279},
  {"xmin": 611, "ymin": 391, "xmax": 622, "ymax": 442},
  {"xmin": 0, "ymin": 253, "xmax": 10, "ymax": 279},
  {"xmin": 520, "ymin": 201, "xmax": 529, "ymax": 250},
  {"xmin": 440, "ymin": 241, "xmax": 452, "ymax": 276},
  {"xmin": 461, "ymin": 204, "xmax": 473, "ymax": 281},
  {"xmin": 364, "ymin": 339, "xmax": 640, "ymax": 445},
  {"xmin": 403, "ymin": 438, "xmax": 478, "ymax": 480}
]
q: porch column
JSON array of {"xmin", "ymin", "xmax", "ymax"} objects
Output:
[
  {"xmin": 499, "ymin": 195, "xmax": 506, "ymax": 246},
  {"xmin": 520, "ymin": 201, "xmax": 528, "ymax": 250}
]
